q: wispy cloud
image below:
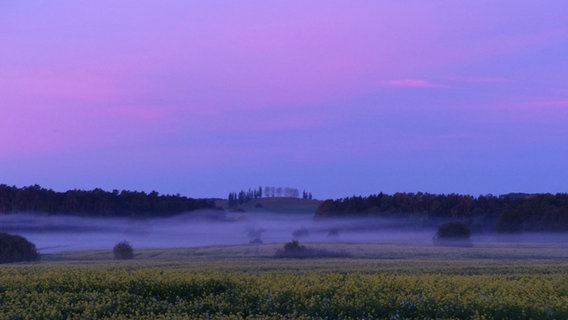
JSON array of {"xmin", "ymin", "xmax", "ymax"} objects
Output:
[{"xmin": 380, "ymin": 79, "xmax": 448, "ymax": 89}]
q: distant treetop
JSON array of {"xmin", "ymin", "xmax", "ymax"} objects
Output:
[{"xmin": 228, "ymin": 186, "xmax": 312, "ymax": 208}]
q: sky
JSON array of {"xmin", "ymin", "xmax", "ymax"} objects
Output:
[{"xmin": 1, "ymin": 1, "xmax": 567, "ymax": 199}]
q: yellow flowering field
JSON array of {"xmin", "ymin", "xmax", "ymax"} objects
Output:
[{"xmin": 1, "ymin": 244, "xmax": 567, "ymax": 319}]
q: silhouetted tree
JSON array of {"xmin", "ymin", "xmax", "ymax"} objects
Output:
[
  {"xmin": 283, "ymin": 240, "xmax": 305, "ymax": 252},
  {"xmin": 274, "ymin": 240, "xmax": 351, "ymax": 259},
  {"xmin": 113, "ymin": 241, "xmax": 134, "ymax": 260}
]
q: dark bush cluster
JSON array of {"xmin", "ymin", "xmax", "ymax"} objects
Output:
[
  {"xmin": 274, "ymin": 240, "xmax": 351, "ymax": 259},
  {"xmin": 113, "ymin": 241, "xmax": 134, "ymax": 260},
  {"xmin": 284, "ymin": 240, "xmax": 306, "ymax": 252},
  {"xmin": 0, "ymin": 232, "xmax": 40, "ymax": 263}
]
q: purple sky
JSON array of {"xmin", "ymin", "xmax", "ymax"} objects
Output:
[{"xmin": 1, "ymin": 1, "xmax": 567, "ymax": 199}]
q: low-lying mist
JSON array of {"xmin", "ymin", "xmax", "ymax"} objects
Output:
[{"xmin": 2, "ymin": 211, "xmax": 568, "ymax": 253}]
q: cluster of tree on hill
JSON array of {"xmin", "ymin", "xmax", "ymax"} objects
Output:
[
  {"xmin": 0, "ymin": 184, "xmax": 217, "ymax": 217},
  {"xmin": 315, "ymin": 192, "xmax": 568, "ymax": 233},
  {"xmin": 228, "ymin": 187, "xmax": 263, "ymax": 208},
  {"xmin": 262, "ymin": 186, "xmax": 312, "ymax": 199},
  {"xmin": 228, "ymin": 186, "xmax": 312, "ymax": 208}
]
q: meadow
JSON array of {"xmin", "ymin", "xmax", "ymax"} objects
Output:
[{"xmin": 2, "ymin": 242, "xmax": 568, "ymax": 319}]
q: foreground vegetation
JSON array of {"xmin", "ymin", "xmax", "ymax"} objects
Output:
[
  {"xmin": 3, "ymin": 266, "xmax": 567, "ymax": 319},
  {"xmin": 2, "ymin": 243, "xmax": 568, "ymax": 319}
]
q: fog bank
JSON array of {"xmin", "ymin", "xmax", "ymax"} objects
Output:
[{"xmin": 1, "ymin": 212, "xmax": 567, "ymax": 253}]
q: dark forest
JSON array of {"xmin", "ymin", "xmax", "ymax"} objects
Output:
[
  {"xmin": 0, "ymin": 184, "xmax": 216, "ymax": 217},
  {"xmin": 315, "ymin": 192, "xmax": 568, "ymax": 233}
]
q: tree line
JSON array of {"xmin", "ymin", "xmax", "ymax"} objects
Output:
[
  {"xmin": 228, "ymin": 186, "xmax": 313, "ymax": 208},
  {"xmin": 0, "ymin": 184, "xmax": 217, "ymax": 217},
  {"xmin": 315, "ymin": 192, "xmax": 568, "ymax": 233}
]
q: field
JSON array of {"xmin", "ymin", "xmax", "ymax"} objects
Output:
[{"xmin": 2, "ymin": 242, "xmax": 568, "ymax": 319}]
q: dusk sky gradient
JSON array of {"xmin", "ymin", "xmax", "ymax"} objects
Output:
[{"xmin": 2, "ymin": 1, "xmax": 567, "ymax": 199}]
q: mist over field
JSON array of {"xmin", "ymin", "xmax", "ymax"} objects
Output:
[{"xmin": 2, "ymin": 212, "xmax": 568, "ymax": 254}]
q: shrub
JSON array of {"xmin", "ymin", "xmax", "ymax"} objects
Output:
[
  {"xmin": 0, "ymin": 232, "xmax": 40, "ymax": 263},
  {"xmin": 283, "ymin": 240, "xmax": 306, "ymax": 252},
  {"xmin": 274, "ymin": 240, "xmax": 351, "ymax": 259},
  {"xmin": 113, "ymin": 241, "xmax": 134, "ymax": 260}
]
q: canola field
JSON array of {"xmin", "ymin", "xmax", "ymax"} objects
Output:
[{"xmin": 1, "ymin": 243, "xmax": 568, "ymax": 319}]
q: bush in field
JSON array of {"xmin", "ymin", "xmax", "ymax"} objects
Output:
[
  {"xmin": 0, "ymin": 232, "xmax": 40, "ymax": 263},
  {"xmin": 284, "ymin": 240, "xmax": 306, "ymax": 252},
  {"xmin": 274, "ymin": 240, "xmax": 351, "ymax": 259},
  {"xmin": 113, "ymin": 241, "xmax": 134, "ymax": 260}
]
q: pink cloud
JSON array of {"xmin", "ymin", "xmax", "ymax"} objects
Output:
[{"xmin": 380, "ymin": 79, "xmax": 448, "ymax": 88}]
